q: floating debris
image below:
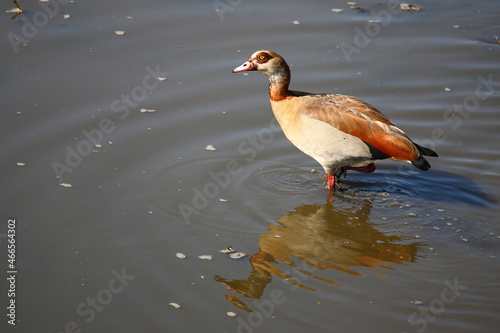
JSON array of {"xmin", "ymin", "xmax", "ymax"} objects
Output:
[
  {"xmin": 6, "ymin": 7, "xmax": 23, "ymax": 14},
  {"xmin": 63, "ymin": 13, "xmax": 70, "ymax": 19},
  {"xmin": 219, "ymin": 198, "xmax": 227, "ymax": 202},
  {"xmin": 198, "ymin": 255, "xmax": 213, "ymax": 260},
  {"xmin": 169, "ymin": 302, "xmax": 181, "ymax": 309},
  {"xmin": 219, "ymin": 246, "xmax": 235, "ymax": 254},
  {"xmin": 411, "ymin": 300, "xmax": 423, "ymax": 305},
  {"xmin": 205, "ymin": 145, "xmax": 216, "ymax": 151},
  {"xmin": 227, "ymin": 312, "xmax": 237, "ymax": 317},
  {"xmin": 350, "ymin": 6, "xmax": 365, "ymax": 12},
  {"xmin": 114, "ymin": 31, "xmax": 126, "ymax": 36},
  {"xmin": 140, "ymin": 108, "xmax": 156, "ymax": 113},
  {"xmin": 95, "ymin": 144, "xmax": 102, "ymax": 148},
  {"xmin": 479, "ymin": 35, "xmax": 500, "ymax": 45},
  {"xmin": 408, "ymin": 212, "xmax": 417, "ymax": 217},
  {"xmin": 229, "ymin": 252, "xmax": 247, "ymax": 259},
  {"xmin": 60, "ymin": 183, "xmax": 72, "ymax": 188},
  {"xmin": 16, "ymin": 162, "xmax": 26, "ymax": 167},
  {"xmin": 444, "ymin": 87, "xmax": 451, "ymax": 92},
  {"xmin": 158, "ymin": 76, "xmax": 167, "ymax": 81},
  {"xmin": 176, "ymin": 253, "xmax": 186, "ymax": 259},
  {"xmin": 293, "ymin": 20, "xmax": 300, "ymax": 25},
  {"xmin": 331, "ymin": 8, "xmax": 344, "ymax": 13},
  {"xmin": 400, "ymin": 3, "xmax": 422, "ymax": 11}
]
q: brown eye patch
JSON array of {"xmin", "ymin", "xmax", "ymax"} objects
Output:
[{"xmin": 256, "ymin": 52, "xmax": 271, "ymax": 63}]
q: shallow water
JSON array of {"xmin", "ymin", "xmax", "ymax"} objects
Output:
[{"xmin": 2, "ymin": 0, "xmax": 500, "ymax": 332}]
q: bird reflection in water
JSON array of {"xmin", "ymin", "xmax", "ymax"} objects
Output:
[{"xmin": 215, "ymin": 198, "xmax": 419, "ymax": 312}]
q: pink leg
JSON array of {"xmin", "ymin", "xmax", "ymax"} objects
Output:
[
  {"xmin": 327, "ymin": 174, "xmax": 336, "ymax": 189},
  {"xmin": 346, "ymin": 163, "xmax": 376, "ymax": 174}
]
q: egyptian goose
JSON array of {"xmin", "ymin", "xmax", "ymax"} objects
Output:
[{"xmin": 232, "ymin": 50, "xmax": 438, "ymax": 189}]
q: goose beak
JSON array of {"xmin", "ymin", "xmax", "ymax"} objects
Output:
[{"xmin": 232, "ymin": 60, "xmax": 254, "ymax": 73}]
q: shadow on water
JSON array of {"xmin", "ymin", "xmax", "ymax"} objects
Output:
[
  {"xmin": 335, "ymin": 166, "xmax": 495, "ymax": 207},
  {"xmin": 215, "ymin": 197, "xmax": 420, "ymax": 312}
]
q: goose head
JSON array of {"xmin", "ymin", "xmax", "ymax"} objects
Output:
[{"xmin": 232, "ymin": 50, "xmax": 290, "ymax": 78}]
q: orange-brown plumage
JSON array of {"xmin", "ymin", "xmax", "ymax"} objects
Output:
[
  {"xmin": 302, "ymin": 95, "xmax": 420, "ymax": 162},
  {"xmin": 233, "ymin": 50, "xmax": 437, "ymax": 189}
]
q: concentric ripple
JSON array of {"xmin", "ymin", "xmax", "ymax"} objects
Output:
[{"xmin": 240, "ymin": 164, "xmax": 318, "ymax": 195}]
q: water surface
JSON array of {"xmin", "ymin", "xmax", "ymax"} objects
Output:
[{"xmin": 1, "ymin": 0, "xmax": 500, "ymax": 332}]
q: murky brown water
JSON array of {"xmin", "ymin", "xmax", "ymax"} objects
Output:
[{"xmin": 2, "ymin": 0, "xmax": 500, "ymax": 332}]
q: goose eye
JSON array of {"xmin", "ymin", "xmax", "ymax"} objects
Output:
[{"xmin": 259, "ymin": 55, "xmax": 266, "ymax": 60}]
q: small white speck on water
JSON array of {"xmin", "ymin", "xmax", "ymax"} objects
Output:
[
  {"xmin": 227, "ymin": 312, "xmax": 237, "ymax": 317},
  {"xmin": 229, "ymin": 252, "xmax": 247, "ymax": 259},
  {"xmin": 140, "ymin": 109, "xmax": 156, "ymax": 113},
  {"xmin": 198, "ymin": 255, "xmax": 212, "ymax": 260},
  {"xmin": 219, "ymin": 198, "xmax": 227, "ymax": 202},
  {"xmin": 219, "ymin": 246, "xmax": 235, "ymax": 254},
  {"xmin": 114, "ymin": 31, "xmax": 125, "ymax": 36},
  {"xmin": 169, "ymin": 302, "xmax": 181, "ymax": 309},
  {"xmin": 17, "ymin": 162, "xmax": 26, "ymax": 167},
  {"xmin": 408, "ymin": 213, "xmax": 417, "ymax": 217},
  {"xmin": 411, "ymin": 300, "xmax": 423, "ymax": 305},
  {"xmin": 60, "ymin": 183, "xmax": 72, "ymax": 188},
  {"xmin": 331, "ymin": 8, "xmax": 344, "ymax": 13},
  {"xmin": 293, "ymin": 20, "xmax": 300, "ymax": 25},
  {"xmin": 176, "ymin": 253, "xmax": 186, "ymax": 259},
  {"xmin": 205, "ymin": 145, "xmax": 216, "ymax": 151},
  {"xmin": 400, "ymin": 3, "xmax": 422, "ymax": 11}
]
